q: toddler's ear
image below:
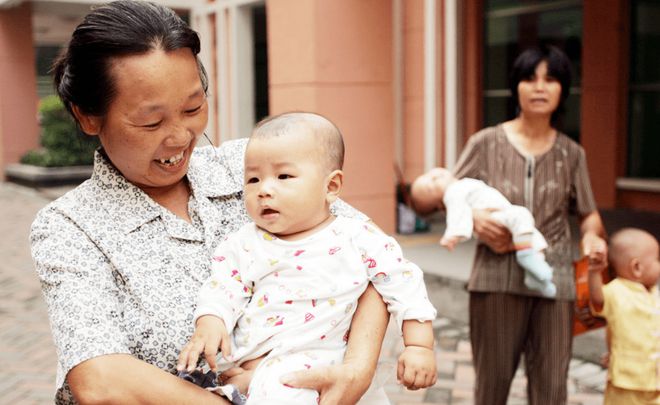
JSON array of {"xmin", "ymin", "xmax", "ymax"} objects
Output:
[
  {"xmin": 630, "ymin": 258, "xmax": 643, "ymax": 279},
  {"xmin": 325, "ymin": 170, "xmax": 344, "ymax": 204}
]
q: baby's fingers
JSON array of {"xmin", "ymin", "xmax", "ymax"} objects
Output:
[
  {"xmin": 204, "ymin": 342, "xmax": 219, "ymax": 372},
  {"xmin": 402, "ymin": 366, "xmax": 418, "ymax": 390},
  {"xmin": 180, "ymin": 340, "xmax": 205, "ymax": 372}
]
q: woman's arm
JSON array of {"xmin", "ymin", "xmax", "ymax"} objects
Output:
[
  {"xmin": 281, "ymin": 284, "xmax": 389, "ymax": 405},
  {"xmin": 68, "ymin": 354, "xmax": 229, "ymax": 404}
]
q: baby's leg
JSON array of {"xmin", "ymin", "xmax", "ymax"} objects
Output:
[
  {"xmin": 491, "ymin": 207, "xmax": 556, "ymax": 297},
  {"xmin": 246, "ymin": 349, "xmax": 344, "ymax": 405}
]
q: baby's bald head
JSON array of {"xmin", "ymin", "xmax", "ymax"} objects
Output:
[{"xmin": 251, "ymin": 112, "xmax": 344, "ymax": 173}]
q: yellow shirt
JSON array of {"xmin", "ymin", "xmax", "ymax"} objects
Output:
[{"xmin": 594, "ymin": 278, "xmax": 660, "ymax": 391}]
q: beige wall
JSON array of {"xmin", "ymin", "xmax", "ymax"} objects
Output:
[
  {"xmin": 267, "ymin": 0, "xmax": 396, "ymax": 232},
  {"xmin": 0, "ymin": 2, "xmax": 39, "ymax": 175}
]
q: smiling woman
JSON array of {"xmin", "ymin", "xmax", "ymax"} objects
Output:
[{"xmin": 30, "ymin": 1, "xmax": 389, "ymax": 404}]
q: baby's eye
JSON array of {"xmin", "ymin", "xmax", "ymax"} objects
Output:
[
  {"xmin": 278, "ymin": 174, "xmax": 293, "ymax": 180},
  {"xmin": 247, "ymin": 177, "xmax": 259, "ymax": 184}
]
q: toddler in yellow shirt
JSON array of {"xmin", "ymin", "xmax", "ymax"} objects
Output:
[{"xmin": 588, "ymin": 228, "xmax": 660, "ymax": 404}]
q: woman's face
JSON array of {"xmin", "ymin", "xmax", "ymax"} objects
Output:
[
  {"xmin": 79, "ymin": 48, "xmax": 208, "ymax": 193},
  {"xmin": 516, "ymin": 60, "xmax": 562, "ymax": 119}
]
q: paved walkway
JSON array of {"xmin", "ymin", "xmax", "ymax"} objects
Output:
[{"xmin": 0, "ymin": 182, "xmax": 606, "ymax": 404}]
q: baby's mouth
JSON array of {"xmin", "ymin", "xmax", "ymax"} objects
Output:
[{"xmin": 261, "ymin": 208, "xmax": 279, "ymax": 216}]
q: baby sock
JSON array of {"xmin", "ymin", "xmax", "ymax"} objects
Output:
[{"xmin": 516, "ymin": 249, "xmax": 557, "ymax": 297}]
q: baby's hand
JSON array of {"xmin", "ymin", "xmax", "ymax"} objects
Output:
[
  {"xmin": 397, "ymin": 346, "xmax": 437, "ymax": 390},
  {"xmin": 177, "ymin": 315, "xmax": 231, "ymax": 373},
  {"xmin": 439, "ymin": 236, "xmax": 460, "ymax": 251}
]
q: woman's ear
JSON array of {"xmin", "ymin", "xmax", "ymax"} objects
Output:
[
  {"xmin": 325, "ymin": 169, "xmax": 344, "ymax": 204},
  {"xmin": 71, "ymin": 104, "xmax": 102, "ymax": 136}
]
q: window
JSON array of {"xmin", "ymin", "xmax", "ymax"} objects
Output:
[
  {"xmin": 628, "ymin": 0, "xmax": 660, "ymax": 178},
  {"xmin": 484, "ymin": 0, "xmax": 582, "ymax": 141}
]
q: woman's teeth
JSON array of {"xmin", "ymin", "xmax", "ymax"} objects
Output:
[{"xmin": 158, "ymin": 151, "xmax": 184, "ymax": 166}]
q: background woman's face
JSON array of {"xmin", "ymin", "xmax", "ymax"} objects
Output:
[
  {"xmin": 516, "ymin": 60, "xmax": 562, "ymax": 118},
  {"xmin": 89, "ymin": 48, "xmax": 208, "ymax": 192}
]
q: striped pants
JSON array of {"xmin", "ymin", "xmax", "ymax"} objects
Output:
[{"xmin": 469, "ymin": 292, "xmax": 574, "ymax": 405}]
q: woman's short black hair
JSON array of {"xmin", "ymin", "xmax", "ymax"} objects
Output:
[
  {"xmin": 53, "ymin": 0, "xmax": 208, "ymax": 122},
  {"xmin": 509, "ymin": 45, "xmax": 572, "ymax": 125}
]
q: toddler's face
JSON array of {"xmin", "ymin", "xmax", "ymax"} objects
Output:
[
  {"xmin": 244, "ymin": 132, "xmax": 332, "ymax": 240},
  {"xmin": 639, "ymin": 237, "xmax": 660, "ymax": 289}
]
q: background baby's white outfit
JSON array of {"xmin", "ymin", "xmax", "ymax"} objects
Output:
[
  {"xmin": 443, "ymin": 178, "xmax": 547, "ymax": 250},
  {"xmin": 195, "ymin": 217, "xmax": 437, "ymax": 404}
]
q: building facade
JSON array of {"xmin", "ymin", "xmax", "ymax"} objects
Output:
[{"xmin": 0, "ymin": 0, "xmax": 658, "ymax": 233}]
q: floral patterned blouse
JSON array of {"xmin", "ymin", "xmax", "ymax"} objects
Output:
[{"xmin": 30, "ymin": 139, "xmax": 363, "ymax": 404}]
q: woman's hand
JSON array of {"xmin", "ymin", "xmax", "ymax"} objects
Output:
[
  {"xmin": 473, "ymin": 208, "xmax": 514, "ymax": 254},
  {"xmin": 279, "ymin": 361, "xmax": 370, "ymax": 405},
  {"xmin": 581, "ymin": 231, "xmax": 608, "ymax": 269},
  {"xmin": 177, "ymin": 315, "xmax": 230, "ymax": 373}
]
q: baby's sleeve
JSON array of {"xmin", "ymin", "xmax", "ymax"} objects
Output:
[
  {"xmin": 354, "ymin": 223, "xmax": 437, "ymax": 331},
  {"xmin": 194, "ymin": 234, "xmax": 253, "ymax": 331},
  {"xmin": 443, "ymin": 184, "xmax": 474, "ymax": 241}
]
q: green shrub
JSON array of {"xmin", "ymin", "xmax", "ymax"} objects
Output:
[{"xmin": 20, "ymin": 95, "xmax": 99, "ymax": 167}]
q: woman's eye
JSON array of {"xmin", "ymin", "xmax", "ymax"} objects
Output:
[
  {"xmin": 185, "ymin": 105, "xmax": 203, "ymax": 114},
  {"xmin": 278, "ymin": 174, "xmax": 292, "ymax": 180},
  {"xmin": 142, "ymin": 121, "xmax": 162, "ymax": 129},
  {"xmin": 247, "ymin": 177, "xmax": 259, "ymax": 184}
]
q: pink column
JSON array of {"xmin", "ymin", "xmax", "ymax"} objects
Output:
[
  {"xmin": 267, "ymin": 0, "xmax": 395, "ymax": 232},
  {"xmin": 0, "ymin": 2, "xmax": 39, "ymax": 177}
]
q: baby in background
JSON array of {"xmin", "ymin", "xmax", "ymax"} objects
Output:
[
  {"xmin": 588, "ymin": 228, "xmax": 660, "ymax": 405},
  {"xmin": 178, "ymin": 112, "xmax": 437, "ymax": 404},
  {"xmin": 410, "ymin": 167, "xmax": 556, "ymax": 297}
]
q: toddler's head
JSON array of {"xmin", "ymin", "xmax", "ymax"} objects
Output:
[
  {"xmin": 609, "ymin": 228, "xmax": 660, "ymax": 291},
  {"xmin": 243, "ymin": 112, "xmax": 344, "ymax": 240},
  {"xmin": 410, "ymin": 168, "xmax": 457, "ymax": 215}
]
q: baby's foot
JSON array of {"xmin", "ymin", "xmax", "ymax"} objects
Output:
[
  {"xmin": 516, "ymin": 249, "xmax": 553, "ymax": 281},
  {"xmin": 523, "ymin": 272, "xmax": 557, "ymax": 297}
]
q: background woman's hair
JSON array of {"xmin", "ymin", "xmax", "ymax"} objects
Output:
[
  {"xmin": 509, "ymin": 45, "xmax": 572, "ymax": 126},
  {"xmin": 52, "ymin": 0, "xmax": 208, "ymax": 124}
]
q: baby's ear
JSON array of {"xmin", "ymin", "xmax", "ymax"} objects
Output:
[
  {"xmin": 325, "ymin": 170, "xmax": 344, "ymax": 204},
  {"xmin": 630, "ymin": 258, "xmax": 643, "ymax": 279}
]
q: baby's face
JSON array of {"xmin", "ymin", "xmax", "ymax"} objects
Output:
[
  {"xmin": 411, "ymin": 168, "xmax": 454, "ymax": 210},
  {"xmin": 244, "ymin": 131, "xmax": 331, "ymax": 239}
]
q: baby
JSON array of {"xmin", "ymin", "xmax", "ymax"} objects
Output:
[
  {"xmin": 178, "ymin": 112, "xmax": 437, "ymax": 404},
  {"xmin": 411, "ymin": 167, "xmax": 556, "ymax": 297},
  {"xmin": 588, "ymin": 228, "xmax": 660, "ymax": 404}
]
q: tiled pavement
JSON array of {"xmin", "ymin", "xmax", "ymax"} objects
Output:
[
  {"xmin": 0, "ymin": 183, "xmax": 606, "ymax": 404},
  {"xmin": 379, "ymin": 317, "xmax": 605, "ymax": 405}
]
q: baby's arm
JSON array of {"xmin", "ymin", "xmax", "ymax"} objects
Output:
[
  {"xmin": 587, "ymin": 262, "xmax": 606, "ymax": 312},
  {"xmin": 179, "ymin": 234, "xmax": 253, "ymax": 372},
  {"xmin": 439, "ymin": 235, "xmax": 464, "ymax": 251},
  {"xmin": 398, "ymin": 320, "xmax": 436, "ymax": 389}
]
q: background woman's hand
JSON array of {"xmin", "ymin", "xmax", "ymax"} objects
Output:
[
  {"xmin": 581, "ymin": 231, "xmax": 608, "ymax": 269},
  {"xmin": 472, "ymin": 208, "xmax": 514, "ymax": 254}
]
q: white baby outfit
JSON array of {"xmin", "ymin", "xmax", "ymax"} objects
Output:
[
  {"xmin": 195, "ymin": 216, "xmax": 437, "ymax": 404},
  {"xmin": 443, "ymin": 178, "xmax": 548, "ymax": 250}
]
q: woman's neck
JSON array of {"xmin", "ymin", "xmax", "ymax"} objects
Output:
[
  {"xmin": 503, "ymin": 115, "xmax": 557, "ymax": 157},
  {"xmin": 142, "ymin": 179, "xmax": 193, "ymax": 223},
  {"xmin": 510, "ymin": 114, "xmax": 554, "ymax": 139}
]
